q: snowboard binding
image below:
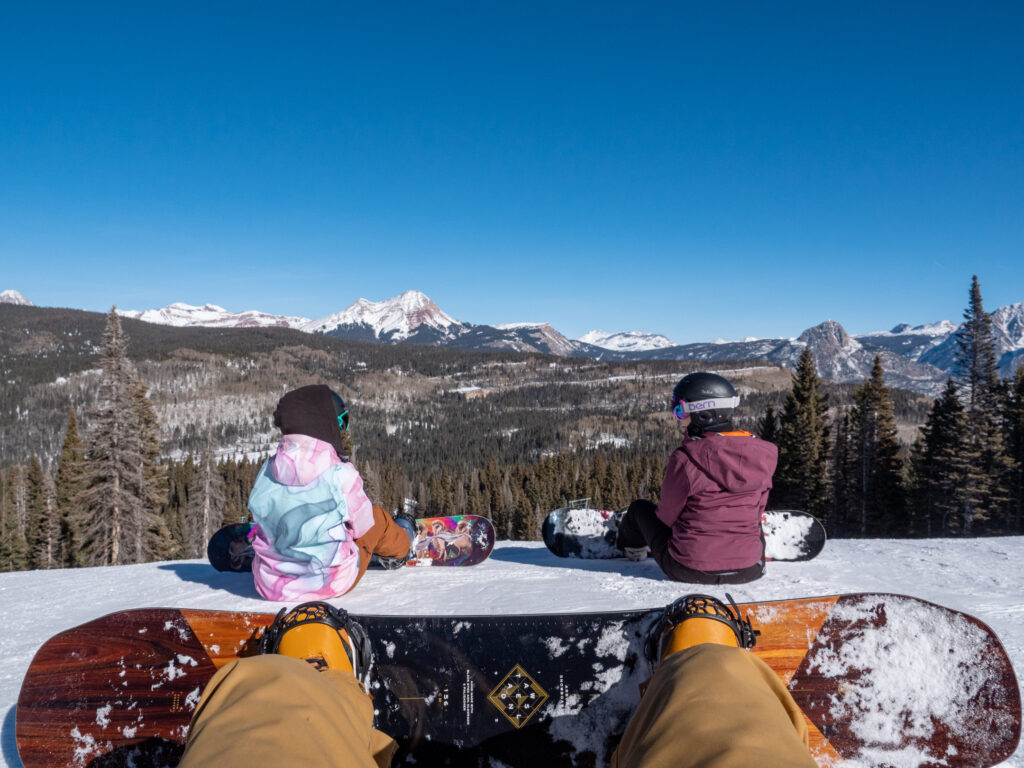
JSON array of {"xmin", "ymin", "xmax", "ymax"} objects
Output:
[
  {"xmin": 259, "ymin": 602, "xmax": 372, "ymax": 686},
  {"xmin": 648, "ymin": 593, "xmax": 760, "ymax": 661},
  {"xmin": 376, "ymin": 509, "xmax": 417, "ymax": 569}
]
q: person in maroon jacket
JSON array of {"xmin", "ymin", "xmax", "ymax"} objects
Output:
[{"xmin": 616, "ymin": 371, "xmax": 778, "ymax": 584}]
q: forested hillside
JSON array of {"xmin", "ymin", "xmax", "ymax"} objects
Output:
[{"xmin": 2, "ymin": 279, "xmax": 1022, "ymax": 573}]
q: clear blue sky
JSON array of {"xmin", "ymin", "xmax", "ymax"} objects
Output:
[{"xmin": 2, "ymin": 2, "xmax": 1022, "ymax": 343}]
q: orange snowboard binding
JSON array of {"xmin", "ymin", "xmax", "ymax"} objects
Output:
[
  {"xmin": 259, "ymin": 602, "xmax": 372, "ymax": 684},
  {"xmin": 651, "ymin": 593, "xmax": 760, "ymax": 660}
]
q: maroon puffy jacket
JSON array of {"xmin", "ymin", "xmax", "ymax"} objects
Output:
[{"xmin": 655, "ymin": 431, "xmax": 778, "ymax": 572}]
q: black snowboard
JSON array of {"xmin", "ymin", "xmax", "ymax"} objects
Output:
[
  {"xmin": 16, "ymin": 594, "xmax": 1021, "ymax": 768},
  {"xmin": 542, "ymin": 507, "xmax": 826, "ymax": 562}
]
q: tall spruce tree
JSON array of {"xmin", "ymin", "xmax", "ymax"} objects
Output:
[
  {"xmin": 951, "ymin": 276, "xmax": 1012, "ymax": 533},
  {"xmin": 184, "ymin": 432, "xmax": 226, "ymax": 557},
  {"xmin": 55, "ymin": 407, "xmax": 88, "ymax": 566},
  {"xmin": 26, "ymin": 454, "xmax": 61, "ymax": 569},
  {"xmin": 908, "ymin": 380, "xmax": 966, "ymax": 536},
  {"xmin": 774, "ymin": 348, "xmax": 831, "ymax": 519},
  {"xmin": 757, "ymin": 405, "xmax": 779, "ymax": 443},
  {"xmin": 0, "ymin": 465, "xmax": 30, "ymax": 571},
  {"xmin": 78, "ymin": 308, "xmax": 165, "ymax": 565},
  {"xmin": 1006, "ymin": 366, "xmax": 1024, "ymax": 533},
  {"xmin": 844, "ymin": 357, "xmax": 904, "ymax": 536}
]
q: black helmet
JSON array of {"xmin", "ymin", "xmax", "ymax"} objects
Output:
[{"xmin": 671, "ymin": 372, "xmax": 740, "ymax": 434}]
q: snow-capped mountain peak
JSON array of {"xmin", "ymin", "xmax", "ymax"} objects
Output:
[
  {"xmin": 118, "ymin": 302, "xmax": 310, "ymax": 329},
  {"xmin": 991, "ymin": 302, "xmax": 1024, "ymax": 351},
  {"xmin": 577, "ymin": 329, "xmax": 676, "ymax": 352},
  {"xmin": 305, "ymin": 290, "xmax": 462, "ymax": 339},
  {"xmin": 0, "ymin": 289, "xmax": 33, "ymax": 306},
  {"xmin": 883, "ymin": 320, "xmax": 957, "ymax": 337}
]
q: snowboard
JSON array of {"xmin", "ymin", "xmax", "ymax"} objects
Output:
[
  {"xmin": 16, "ymin": 594, "xmax": 1020, "ymax": 768},
  {"xmin": 542, "ymin": 507, "xmax": 826, "ymax": 562},
  {"xmin": 208, "ymin": 515, "xmax": 496, "ymax": 572},
  {"xmin": 390, "ymin": 514, "xmax": 496, "ymax": 567}
]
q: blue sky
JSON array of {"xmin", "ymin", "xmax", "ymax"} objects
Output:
[{"xmin": 2, "ymin": 2, "xmax": 1022, "ymax": 343}]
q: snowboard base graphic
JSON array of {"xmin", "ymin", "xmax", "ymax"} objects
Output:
[
  {"xmin": 542, "ymin": 508, "xmax": 826, "ymax": 562},
  {"xmin": 16, "ymin": 594, "xmax": 1020, "ymax": 768},
  {"xmin": 208, "ymin": 515, "xmax": 496, "ymax": 572}
]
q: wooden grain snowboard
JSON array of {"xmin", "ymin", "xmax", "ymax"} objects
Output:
[{"xmin": 16, "ymin": 594, "xmax": 1020, "ymax": 768}]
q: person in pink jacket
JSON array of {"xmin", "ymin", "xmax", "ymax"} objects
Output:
[
  {"xmin": 617, "ymin": 372, "xmax": 778, "ymax": 584},
  {"xmin": 247, "ymin": 385, "xmax": 415, "ymax": 601}
]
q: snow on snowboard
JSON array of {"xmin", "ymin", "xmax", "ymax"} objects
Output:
[
  {"xmin": 207, "ymin": 515, "xmax": 495, "ymax": 572},
  {"xmin": 542, "ymin": 507, "xmax": 827, "ymax": 562},
  {"xmin": 16, "ymin": 594, "xmax": 1020, "ymax": 768}
]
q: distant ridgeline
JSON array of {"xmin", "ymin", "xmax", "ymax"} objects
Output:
[{"xmin": 1, "ymin": 276, "xmax": 1022, "ymax": 572}]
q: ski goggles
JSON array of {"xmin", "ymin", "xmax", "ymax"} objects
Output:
[
  {"xmin": 671, "ymin": 394, "xmax": 741, "ymax": 420},
  {"xmin": 337, "ymin": 409, "xmax": 350, "ymax": 431}
]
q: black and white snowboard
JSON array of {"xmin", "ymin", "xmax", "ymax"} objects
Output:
[{"xmin": 542, "ymin": 507, "xmax": 826, "ymax": 561}]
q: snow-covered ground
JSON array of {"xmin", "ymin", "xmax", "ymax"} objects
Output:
[{"xmin": 1, "ymin": 537, "xmax": 1022, "ymax": 767}]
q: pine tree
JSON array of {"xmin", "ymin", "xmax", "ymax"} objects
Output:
[
  {"xmin": 1005, "ymin": 367, "xmax": 1024, "ymax": 533},
  {"xmin": 844, "ymin": 357, "xmax": 904, "ymax": 536},
  {"xmin": 55, "ymin": 407, "xmax": 88, "ymax": 566},
  {"xmin": 0, "ymin": 466, "xmax": 30, "ymax": 571},
  {"xmin": 830, "ymin": 410, "xmax": 856, "ymax": 537},
  {"xmin": 26, "ymin": 454, "xmax": 61, "ymax": 569},
  {"xmin": 131, "ymin": 378, "xmax": 171, "ymax": 561},
  {"xmin": 774, "ymin": 348, "xmax": 831, "ymax": 518},
  {"xmin": 908, "ymin": 380, "xmax": 966, "ymax": 536},
  {"xmin": 757, "ymin": 405, "xmax": 779, "ymax": 444},
  {"xmin": 78, "ymin": 308, "xmax": 165, "ymax": 565},
  {"xmin": 951, "ymin": 276, "xmax": 1012, "ymax": 533},
  {"xmin": 184, "ymin": 432, "xmax": 226, "ymax": 558}
]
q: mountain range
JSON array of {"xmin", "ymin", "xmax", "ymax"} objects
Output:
[{"xmin": 5, "ymin": 288, "xmax": 1023, "ymax": 394}]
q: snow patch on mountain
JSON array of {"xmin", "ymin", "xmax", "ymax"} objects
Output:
[
  {"xmin": 0, "ymin": 289, "xmax": 32, "ymax": 306},
  {"xmin": 305, "ymin": 290, "xmax": 462, "ymax": 339},
  {"xmin": 875, "ymin": 320, "xmax": 958, "ymax": 338},
  {"xmin": 119, "ymin": 302, "xmax": 310, "ymax": 329},
  {"xmin": 578, "ymin": 330, "xmax": 675, "ymax": 352}
]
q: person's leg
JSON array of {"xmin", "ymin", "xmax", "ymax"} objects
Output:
[
  {"xmin": 612, "ymin": 644, "xmax": 817, "ymax": 768},
  {"xmin": 179, "ymin": 655, "xmax": 397, "ymax": 768},
  {"xmin": 617, "ymin": 499, "xmax": 670, "ymax": 552},
  {"xmin": 350, "ymin": 505, "xmax": 414, "ymax": 586}
]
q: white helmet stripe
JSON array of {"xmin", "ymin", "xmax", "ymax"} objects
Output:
[{"xmin": 681, "ymin": 395, "xmax": 740, "ymax": 415}]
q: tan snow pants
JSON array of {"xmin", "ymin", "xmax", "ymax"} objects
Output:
[
  {"xmin": 179, "ymin": 654, "xmax": 397, "ymax": 768},
  {"xmin": 612, "ymin": 643, "xmax": 818, "ymax": 768},
  {"xmin": 180, "ymin": 644, "xmax": 815, "ymax": 768}
]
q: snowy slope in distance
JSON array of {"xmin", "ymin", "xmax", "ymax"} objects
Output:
[
  {"xmin": 578, "ymin": 329, "xmax": 676, "ymax": 351},
  {"xmin": 1, "ymin": 537, "xmax": 1023, "ymax": 768},
  {"xmin": 118, "ymin": 302, "xmax": 311, "ymax": 329}
]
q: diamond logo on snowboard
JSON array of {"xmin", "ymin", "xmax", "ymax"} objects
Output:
[{"xmin": 487, "ymin": 665, "xmax": 549, "ymax": 728}]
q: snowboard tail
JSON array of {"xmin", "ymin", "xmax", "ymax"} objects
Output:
[{"xmin": 16, "ymin": 595, "xmax": 1021, "ymax": 768}]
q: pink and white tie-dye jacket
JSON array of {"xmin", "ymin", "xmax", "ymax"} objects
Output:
[{"xmin": 248, "ymin": 434, "xmax": 375, "ymax": 601}]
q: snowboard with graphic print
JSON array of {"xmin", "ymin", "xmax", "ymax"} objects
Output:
[
  {"xmin": 208, "ymin": 515, "xmax": 495, "ymax": 572},
  {"xmin": 16, "ymin": 594, "xmax": 1019, "ymax": 768}
]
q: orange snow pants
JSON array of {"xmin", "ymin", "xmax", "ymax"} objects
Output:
[
  {"xmin": 180, "ymin": 644, "xmax": 815, "ymax": 768},
  {"xmin": 348, "ymin": 505, "xmax": 413, "ymax": 591}
]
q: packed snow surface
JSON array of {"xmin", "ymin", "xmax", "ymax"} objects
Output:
[{"xmin": 2, "ymin": 537, "xmax": 1023, "ymax": 767}]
